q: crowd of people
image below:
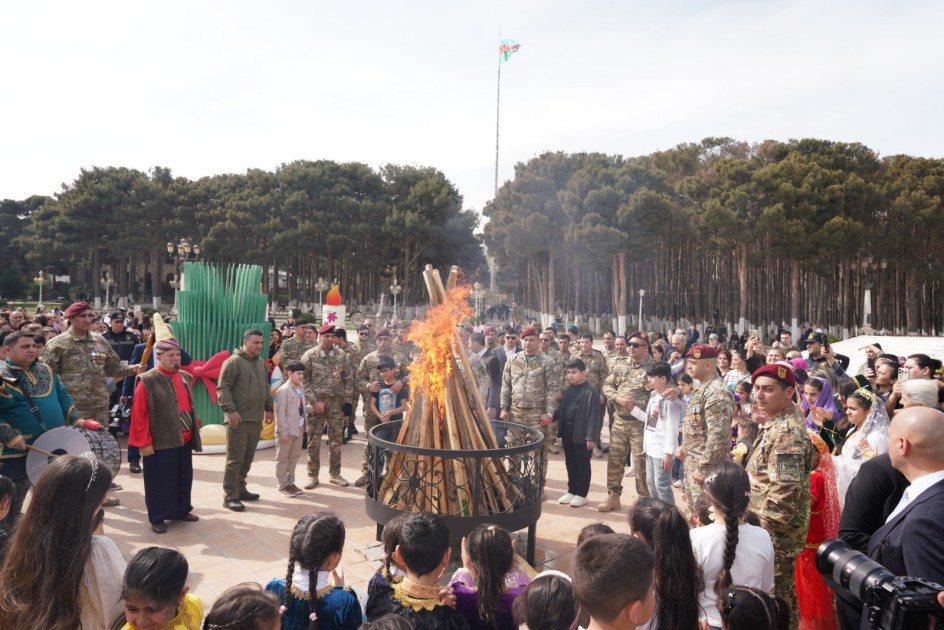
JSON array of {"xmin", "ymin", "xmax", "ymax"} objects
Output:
[{"xmin": 1, "ymin": 301, "xmax": 944, "ymax": 629}]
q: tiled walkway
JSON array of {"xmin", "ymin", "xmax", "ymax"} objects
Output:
[{"xmin": 103, "ymin": 421, "xmax": 662, "ymax": 607}]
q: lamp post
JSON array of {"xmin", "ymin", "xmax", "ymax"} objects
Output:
[
  {"xmin": 166, "ymin": 238, "xmax": 201, "ymax": 308},
  {"xmin": 103, "ymin": 271, "xmax": 115, "ymax": 308},
  {"xmin": 390, "ymin": 278, "xmax": 402, "ymax": 320},
  {"xmin": 33, "ymin": 270, "xmax": 46, "ymax": 308},
  {"xmin": 637, "ymin": 289, "xmax": 646, "ymax": 329},
  {"xmin": 472, "ymin": 282, "xmax": 484, "ymax": 317},
  {"xmin": 314, "ymin": 276, "xmax": 330, "ymax": 315},
  {"xmin": 859, "ymin": 256, "xmax": 887, "ymax": 334}
]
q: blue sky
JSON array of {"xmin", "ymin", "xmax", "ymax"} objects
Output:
[{"xmin": 2, "ymin": 1, "xmax": 942, "ymax": 217}]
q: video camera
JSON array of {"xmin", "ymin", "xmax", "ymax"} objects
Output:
[{"xmin": 816, "ymin": 539, "xmax": 943, "ymax": 629}]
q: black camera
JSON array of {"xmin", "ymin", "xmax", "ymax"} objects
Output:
[{"xmin": 816, "ymin": 539, "xmax": 943, "ymax": 630}]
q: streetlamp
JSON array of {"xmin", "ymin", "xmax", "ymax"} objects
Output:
[
  {"xmin": 472, "ymin": 282, "xmax": 484, "ymax": 317},
  {"xmin": 166, "ymin": 238, "xmax": 201, "ymax": 307},
  {"xmin": 33, "ymin": 270, "xmax": 46, "ymax": 308},
  {"xmin": 390, "ymin": 278, "xmax": 402, "ymax": 320},
  {"xmin": 859, "ymin": 256, "xmax": 887, "ymax": 334},
  {"xmin": 315, "ymin": 276, "xmax": 330, "ymax": 314},
  {"xmin": 637, "ymin": 289, "xmax": 646, "ymax": 329},
  {"xmin": 103, "ymin": 271, "xmax": 115, "ymax": 308}
]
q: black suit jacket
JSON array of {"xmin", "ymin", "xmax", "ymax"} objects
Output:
[
  {"xmin": 839, "ymin": 454, "xmax": 909, "ymax": 553},
  {"xmin": 867, "ymin": 477, "xmax": 944, "ymax": 583},
  {"xmin": 479, "ymin": 351, "xmax": 502, "ymax": 414}
]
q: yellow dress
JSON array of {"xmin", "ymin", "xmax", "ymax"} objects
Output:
[{"xmin": 120, "ymin": 592, "xmax": 203, "ymax": 630}]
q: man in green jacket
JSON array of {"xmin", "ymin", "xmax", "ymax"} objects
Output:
[{"xmin": 217, "ymin": 329, "xmax": 273, "ymax": 512}]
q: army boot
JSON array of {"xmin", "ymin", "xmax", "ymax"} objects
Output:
[{"xmin": 596, "ymin": 494, "xmax": 621, "ymax": 513}]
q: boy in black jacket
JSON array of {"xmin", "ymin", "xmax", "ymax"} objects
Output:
[{"xmin": 557, "ymin": 359, "xmax": 603, "ymax": 508}]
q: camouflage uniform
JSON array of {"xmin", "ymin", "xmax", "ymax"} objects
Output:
[
  {"xmin": 500, "ymin": 351, "xmax": 560, "ymax": 486},
  {"xmin": 342, "ymin": 342, "xmax": 365, "ymax": 430},
  {"xmin": 300, "ymin": 346, "xmax": 352, "ymax": 480},
  {"xmin": 746, "ymin": 404, "xmax": 813, "ymax": 630},
  {"xmin": 356, "ymin": 350, "xmax": 410, "ymax": 474},
  {"xmin": 278, "ymin": 336, "xmax": 316, "ymax": 367},
  {"xmin": 681, "ymin": 374, "xmax": 733, "ymax": 526},
  {"xmin": 466, "ymin": 350, "xmax": 490, "ymax": 407},
  {"xmin": 603, "ymin": 348, "xmax": 620, "ymax": 432},
  {"xmin": 40, "ymin": 329, "xmax": 136, "ymax": 422},
  {"xmin": 602, "ymin": 356, "xmax": 655, "ymax": 500}
]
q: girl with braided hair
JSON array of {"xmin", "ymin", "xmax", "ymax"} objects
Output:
[
  {"xmin": 629, "ymin": 498, "xmax": 704, "ymax": 630},
  {"xmin": 449, "ymin": 523, "xmax": 534, "ymax": 629},
  {"xmin": 265, "ymin": 512, "xmax": 362, "ymax": 630},
  {"xmin": 691, "ymin": 461, "xmax": 774, "ymax": 630},
  {"xmin": 719, "ymin": 586, "xmax": 789, "ymax": 630},
  {"xmin": 203, "ymin": 583, "xmax": 280, "ymax": 630},
  {"xmin": 366, "ymin": 513, "xmax": 409, "ymax": 620}
]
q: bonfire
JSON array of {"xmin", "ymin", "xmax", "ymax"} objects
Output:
[{"xmin": 378, "ymin": 265, "xmax": 518, "ymax": 515}]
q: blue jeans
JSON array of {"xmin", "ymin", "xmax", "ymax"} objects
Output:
[{"xmin": 646, "ymin": 455, "xmax": 676, "ymax": 506}]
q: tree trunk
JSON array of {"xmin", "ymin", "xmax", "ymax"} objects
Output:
[{"xmin": 737, "ymin": 243, "xmax": 748, "ymax": 324}]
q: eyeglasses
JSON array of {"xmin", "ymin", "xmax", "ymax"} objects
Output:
[
  {"xmin": 359, "ymin": 332, "xmax": 368, "ymax": 337},
  {"xmin": 628, "ymin": 342, "xmax": 647, "ymax": 349}
]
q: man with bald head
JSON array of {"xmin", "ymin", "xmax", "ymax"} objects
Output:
[{"xmin": 867, "ymin": 406, "xmax": 944, "ymax": 586}]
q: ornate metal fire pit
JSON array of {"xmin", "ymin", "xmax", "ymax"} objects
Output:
[{"xmin": 365, "ymin": 419, "xmax": 544, "ymax": 564}]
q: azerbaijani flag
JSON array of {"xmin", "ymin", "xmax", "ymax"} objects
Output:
[{"xmin": 499, "ymin": 37, "xmax": 521, "ymax": 62}]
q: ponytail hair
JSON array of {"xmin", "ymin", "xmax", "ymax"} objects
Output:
[
  {"xmin": 719, "ymin": 586, "xmax": 789, "ymax": 630},
  {"xmin": 629, "ymin": 498, "xmax": 704, "ymax": 629},
  {"xmin": 466, "ymin": 524, "xmax": 514, "ymax": 628},
  {"xmin": 703, "ymin": 460, "xmax": 751, "ymax": 597},
  {"xmin": 283, "ymin": 513, "xmax": 346, "ymax": 630},
  {"xmin": 380, "ymin": 513, "xmax": 410, "ymax": 578},
  {"xmin": 203, "ymin": 583, "xmax": 280, "ymax": 630}
]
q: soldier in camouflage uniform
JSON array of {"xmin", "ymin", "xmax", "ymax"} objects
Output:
[
  {"xmin": 333, "ymin": 328, "xmax": 361, "ymax": 442},
  {"xmin": 538, "ymin": 332, "xmax": 562, "ymax": 454},
  {"xmin": 41, "ymin": 302, "xmax": 140, "ymax": 424},
  {"xmin": 392, "ymin": 323, "xmax": 419, "ymax": 365},
  {"xmin": 500, "ymin": 327, "xmax": 559, "ymax": 495},
  {"xmin": 679, "ymin": 344, "xmax": 734, "ymax": 526},
  {"xmin": 354, "ymin": 328, "xmax": 410, "ymax": 486},
  {"xmin": 745, "ymin": 363, "xmax": 813, "ymax": 630},
  {"xmin": 277, "ymin": 321, "xmax": 316, "ymax": 377},
  {"xmin": 602, "ymin": 330, "xmax": 620, "ymax": 444},
  {"xmin": 300, "ymin": 324, "xmax": 353, "ymax": 488},
  {"xmin": 598, "ymin": 332, "xmax": 655, "ymax": 511}
]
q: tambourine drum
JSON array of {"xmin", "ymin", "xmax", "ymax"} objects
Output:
[{"xmin": 26, "ymin": 426, "xmax": 123, "ymax": 485}]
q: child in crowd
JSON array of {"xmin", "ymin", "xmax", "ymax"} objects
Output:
[
  {"xmin": 358, "ymin": 614, "xmax": 414, "ymax": 630},
  {"xmin": 719, "ymin": 586, "xmax": 789, "ymax": 630},
  {"xmin": 370, "ymin": 356, "xmax": 409, "ymax": 423},
  {"xmin": 731, "ymin": 381, "xmax": 758, "ymax": 466},
  {"xmin": 203, "ymin": 583, "xmax": 281, "ymax": 630},
  {"xmin": 642, "ymin": 362, "xmax": 683, "ymax": 505},
  {"xmin": 265, "ymin": 512, "xmax": 362, "ymax": 630},
  {"xmin": 795, "ymin": 432, "xmax": 840, "ymax": 630},
  {"xmin": 275, "ymin": 362, "xmax": 309, "ymax": 497},
  {"xmin": 629, "ymin": 498, "xmax": 703, "ymax": 630},
  {"xmin": 556, "ymin": 359, "xmax": 602, "ymax": 508},
  {"xmin": 366, "ymin": 513, "xmax": 410, "ymax": 619},
  {"xmin": 572, "ymin": 533, "xmax": 656, "ymax": 630},
  {"xmin": 0, "ymin": 475, "xmax": 14, "ymax": 565},
  {"xmin": 374, "ymin": 511, "xmax": 469, "ymax": 629},
  {"xmin": 691, "ymin": 461, "xmax": 774, "ymax": 630},
  {"xmin": 672, "ymin": 374, "xmax": 694, "ymax": 487},
  {"xmin": 120, "ymin": 547, "xmax": 203, "ymax": 630},
  {"xmin": 450, "ymin": 524, "xmax": 534, "ymax": 630},
  {"xmin": 512, "ymin": 571, "xmax": 586, "ymax": 630},
  {"xmin": 576, "ymin": 522, "xmax": 615, "ymax": 545}
]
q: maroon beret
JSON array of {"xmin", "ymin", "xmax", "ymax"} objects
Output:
[
  {"xmin": 64, "ymin": 302, "xmax": 92, "ymax": 318},
  {"xmin": 751, "ymin": 362, "xmax": 797, "ymax": 387},
  {"xmin": 521, "ymin": 327, "xmax": 539, "ymax": 339},
  {"xmin": 318, "ymin": 323, "xmax": 335, "ymax": 335},
  {"xmin": 484, "ymin": 326, "xmax": 497, "ymax": 334},
  {"xmin": 686, "ymin": 344, "xmax": 718, "ymax": 359},
  {"xmin": 375, "ymin": 328, "xmax": 392, "ymax": 338}
]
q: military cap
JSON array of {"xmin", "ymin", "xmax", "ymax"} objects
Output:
[
  {"xmin": 751, "ymin": 362, "xmax": 797, "ymax": 387},
  {"xmin": 64, "ymin": 302, "xmax": 92, "ymax": 318},
  {"xmin": 520, "ymin": 326, "xmax": 539, "ymax": 339},
  {"xmin": 686, "ymin": 344, "xmax": 718, "ymax": 359},
  {"xmin": 318, "ymin": 323, "xmax": 335, "ymax": 335},
  {"xmin": 375, "ymin": 328, "xmax": 392, "ymax": 338},
  {"xmin": 804, "ymin": 331, "xmax": 827, "ymax": 345}
]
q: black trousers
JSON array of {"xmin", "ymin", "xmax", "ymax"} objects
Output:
[
  {"xmin": 143, "ymin": 442, "xmax": 194, "ymax": 524},
  {"xmin": 562, "ymin": 428, "xmax": 592, "ymax": 497}
]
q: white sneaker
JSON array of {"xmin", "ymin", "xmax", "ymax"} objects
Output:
[
  {"xmin": 570, "ymin": 495, "xmax": 588, "ymax": 507},
  {"xmin": 558, "ymin": 492, "xmax": 575, "ymax": 504}
]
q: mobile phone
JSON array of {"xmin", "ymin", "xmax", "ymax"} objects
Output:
[
  {"xmin": 867, "ymin": 358, "xmax": 875, "ymax": 371},
  {"xmin": 749, "ymin": 329, "xmax": 759, "ymax": 340},
  {"xmin": 898, "ymin": 367, "xmax": 910, "ymax": 382},
  {"xmin": 134, "ymin": 304, "xmax": 141, "ymax": 315}
]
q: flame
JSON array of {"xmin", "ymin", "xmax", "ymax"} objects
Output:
[
  {"xmin": 407, "ymin": 284, "xmax": 473, "ymax": 420},
  {"xmin": 325, "ymin": 284, "xmax": 342, "ymax": 306}
]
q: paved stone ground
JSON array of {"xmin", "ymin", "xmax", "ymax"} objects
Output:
[{"xmin": 99, "ymin": 413, "xmax": 672, "ymax": 608}]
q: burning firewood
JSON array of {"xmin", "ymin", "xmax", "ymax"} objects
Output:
[{"xmin": 379, "ymin": 265, "xmax": 519, "ymax": 515}]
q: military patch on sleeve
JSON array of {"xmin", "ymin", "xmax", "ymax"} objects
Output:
[{"xmin": 775, "ymin": 454, "xmax": 803, "ymax": 482}]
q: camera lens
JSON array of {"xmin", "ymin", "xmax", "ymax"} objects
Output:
[{"xmin": 816, "ymin": 540, "xmax": 897, "ymax": 604}]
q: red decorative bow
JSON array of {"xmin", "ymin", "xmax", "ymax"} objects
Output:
[{"xmin": 181, "ymin": 350, "xmax": 230, "ymax": 403}]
